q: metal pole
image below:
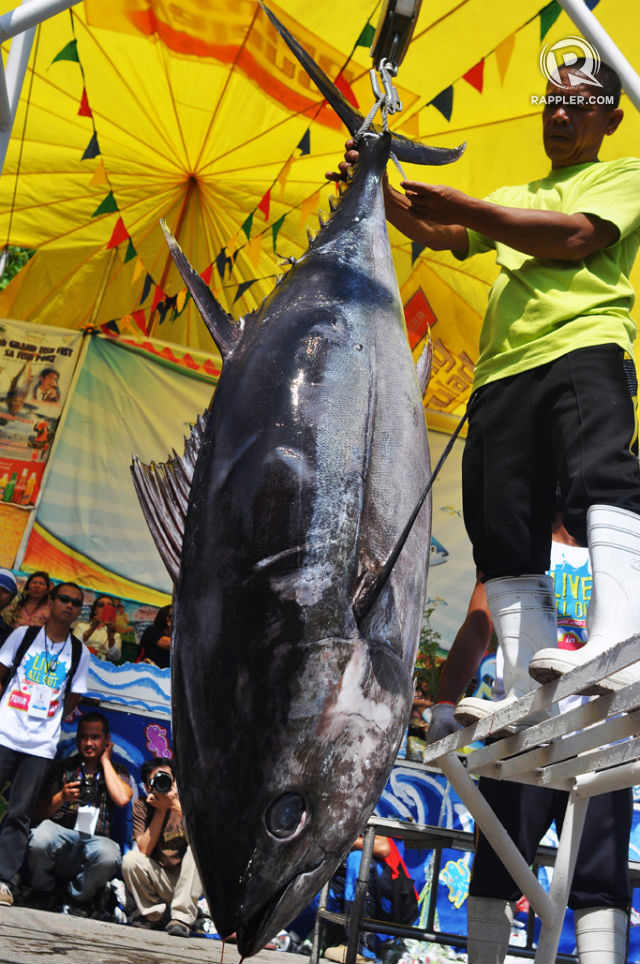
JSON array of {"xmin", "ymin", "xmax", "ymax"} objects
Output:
[
  {"xmin": 0, "ymin": 0, "xmax": 80, "ymax": 42},
  {"xmin": 556, "ymin": 0, "xmax": 640, "ymax": 111}
]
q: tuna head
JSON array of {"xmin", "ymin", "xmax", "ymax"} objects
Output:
[{"xmin": 174, "ymin": 623, "xmax": 413, "ymax": 957}]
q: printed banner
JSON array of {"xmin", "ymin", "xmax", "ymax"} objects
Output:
[{"xmin": 0, "ymin": 320, "xmax": 83, "ymax": 509}]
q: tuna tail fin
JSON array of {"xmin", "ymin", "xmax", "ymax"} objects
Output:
[
  {"xmin": 160, "ymin": 220, "xmax": 239, "ymax": 358},
  {"xmin": 131, "ymin": 412, "xmax": 206, "ymax": 584},
  {"xmin": 260, "ymin": 3, "xmax": 464, "ymax": 167}
]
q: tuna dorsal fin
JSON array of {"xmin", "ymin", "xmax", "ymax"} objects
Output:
[
  {"xmin": 415, "ymin": 335, "xmax": 433, "ymax": 398},
  {"xmin": 130, "ymin": 412, "xmax": 207, "ymax": 585},
  {"xmin": 160, "ymin": 220, "xmax": 240, "ymax": 358},
  {"xmin": 260, "ymin": 3, "xmax": 464, "ymax": 167}
]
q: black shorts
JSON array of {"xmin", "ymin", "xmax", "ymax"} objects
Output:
[
  {"xmin": 469, "ymin": 777, "xmax": 632, "ymax": 910},
  {"xmin": 462, "ymin": 343, "xmax": 640, "ymax": 578}
]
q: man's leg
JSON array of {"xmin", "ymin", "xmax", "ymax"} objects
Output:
[
  {"xmin": 68, "ymin": 835, "xmax": 122, "ymax": 904},
  {"xmin": 27, "ymin": 819, "xmax": 78, "ymax": 894},
  {"xmin": 467, "ymin": 778, "xmax": 554, "ymax": 964},
  {"xmin": 122, "ymin": 847, "xmax": 173, "ymax": 923},
  {"xmin": 0, "ymin": 749, "xmax": 51, "ymax": 895},
  {"xmin": 168, "ymin": 845, "xmax": 201, "ymax": 928}
]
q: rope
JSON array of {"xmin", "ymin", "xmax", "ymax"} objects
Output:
[{"xmin": 4, "ymin": 23, "xmax": 40, "ymax": 257}]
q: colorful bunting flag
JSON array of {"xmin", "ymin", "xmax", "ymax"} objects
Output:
[
  {"xmin": 131, "ymin": 309, "xmax": 147, "ymax": 334},
  {"xmin": 52, "ymin": 39, "xmax": 79, "ymax": 64},
  {"xmin": 540, "ymin": 0, "xmax": 562, "ymax": 41},
  {"xmin": 278, "ymin": 156, "xmax": 294, "ymax": 196},
  {"xmin": 106, "ymin": 217, "xmax": 128, "ymax": 249},
  {"xmin": 176, "ymin": 289, "xmax": 188, "ymax": 314},
  {"xmin": 463, "ymin": 59, "xmax": 484, "ymax": 93},
  {"xmin": 101, "ymin": 320, "xmax": 119, "ymax": 336},
  {"xmin": 247, "ymin": 234, "xmax": 263, "ymax": 269},
  {"xmin": 335, "ymin": 73, "xmax": 358, "ymax": 108},
  {"xmin": 82, "ymin": 131, "xmax": 100, "ymax": 161},
  {"xmin": 495, "ymin": 34, "xmax": 516, "ymax": 85},
  {"xmin": 585, "ymin": 0, "xmax": 600, "ymax": 7},
  {"xmin": 234, "ymin": 280, "xmax": 257, "ymax": 304},
  {"xmin": 124, "ymin": 238, "xmax": 137, "ymax": 263},
  {"xmin": 258, "ymin": 189, "xmax": 271, "ymax": 221},
  {"xmin": 92, "ymin": 191, "xmax": 118, "ymax": 217},
  {"xmin": 399, "ymin": 113, "xmax": 420, "ymax": 137},
  {"xmin": 429, "ymin": 87, "xmax": 453, "ymax": 122},
  {"xmin": 411, "ymin": 241, "xmax": 426, "ymax": 265},
  {"xmin": 241, "ymin": 212, "xmax": 254, "ymax": 240},
  {"xmin": 151, "ymin": 285, "xmax": 166, "ymax": 313},
  {"xmin": 140, "ymin": 273, "xmax": 154, "ymax": 304},
  {"xmin": 156, "ymin": 300, "xmax": 170, "ymax": 324},
  {"xmin": 299, "ymin": 188, "xmax": 323, "ymax": 229},
  {"xmin": 272, "ymin": 214, "xmax": 286, "ymax": 251},
  {"xmin": 356, "ymin": 22, "xmax": 376, "ymax": 49},
  {"xmin": 132, "ymin": 257, "xmax": 145, "ymax": 284},
  {"xmin": 201, "ymin": 264, "xmax": 214, "ymax": 285},
  {"xmin": 90, "ymin": 158, "xmax": 109, "ymax": 187},
  {"xmin": 216, "ymin": 247, "xmax": 232, "ymax": 281},
  {"xmin": 297, "ymin": 128, "xmax": 311, "ymax": 156},
  {"xmin": 78, "ymin": 88, "xmax": 92, "ymax": 117}
]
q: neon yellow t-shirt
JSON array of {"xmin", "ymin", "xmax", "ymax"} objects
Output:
[{"xmin": 460, "ymin": 157, "xmax": 640, "ymax": 391}]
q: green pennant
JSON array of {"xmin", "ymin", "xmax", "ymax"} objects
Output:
[
  {"xmin": 356, "ymin": 22, "xmax": 376, "ymax": 48},
  {"xmin": 52, "ymin": 39, "xmax": 79, "ymax": 65},
  {"xmin": 241, "ymin": 212, "xmax": 254, "ymax": 241},
  {"xmin": 272, "ymin": 214, "xmax": 286, "ymax": 251},
  {"xmin": 124, "ymin": 238, "xmax": 137, "ymax": 263},
  {"xmin": 540, "ymin": 0, "xmax": 562, "ymax": 40},
  {"xmin": 92, "ymin": 191, "xmax": 119, "ymax": 217}
]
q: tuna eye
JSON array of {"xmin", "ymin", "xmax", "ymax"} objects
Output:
[{"xmin": 266, "ymin": 792, "xmax": 305, "ymax": 839}]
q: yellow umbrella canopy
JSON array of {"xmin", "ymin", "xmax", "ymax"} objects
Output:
[{"xmin": 0, "ymin": 0, "xmax": 638, "ymax": 422}]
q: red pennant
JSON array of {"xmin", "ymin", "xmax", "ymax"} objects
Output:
[
  {"xmin": 131, "ymin": 310, "xmax": 147, "ymax": 334},
  {"xmin": 335, "ymin": 73, "xmax": 359, "ymax": 108},
  {"xmin": 160, "ymin": 346, "xmax": 179, "ymax": 364},
  {"xmin": 106, "ymin": 216, "xmax": 129, "ymax": 249},
  {"xmin": 258, "ymin": 190, "xmax": 271, "ymax": 221},
  {"xmin": 182, "ymin": 353, "xmax": 199, "ymax": 370},
  {"xmin": 151, "ymin": 285, "xmax": 165, "ymax": 312},
  {"xmin": 200, "ymin": 264, "xmax": 213, "ymax": 285},
  {"xmin": 78, "ymin": 87, "xmax": 92, "ymax": 117},
  {"xmin": 463, "ymin": 59, "xmax": 484, "ymax": 93},
  {"xmin": 203, "ymin": 359, "xmax": 221, "ymax": 377}
]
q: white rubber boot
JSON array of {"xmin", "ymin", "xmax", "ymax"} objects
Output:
[
  {"xmin": 466, "ymin": 896, "xmax": 514, "ymax": 964},
  {"xmin": 455, "ymin": 575, "xmax": 556, "ymax": 729},
  {"xmin": 574, "ymin": 906, "xmax": 627, "ymax": 963},
  {"xmin": 529, "ymin": 505, "xmax": 640, "ymax": 694}
]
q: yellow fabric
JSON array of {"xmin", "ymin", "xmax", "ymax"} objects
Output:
[
  {"xmin": 462, "ymin": 157, "xmax": 640, "ymax": 390},
  {"xmin": 0, "ymin": 1, "xmax": 636, "ymax": 423}
]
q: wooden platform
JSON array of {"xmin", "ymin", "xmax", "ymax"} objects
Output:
[{"xmin": 0, "ymin": 906, "xmax": 313, "ymax": 964}]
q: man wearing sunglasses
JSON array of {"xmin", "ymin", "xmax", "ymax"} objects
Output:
[{"xmin": 0, "ymin": 581, "xmax": 90, "ymax": 907}]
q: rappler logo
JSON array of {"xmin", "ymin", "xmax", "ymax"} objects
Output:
[{"xmin": 539, "ymin": 36, "xmax": 602, "ymax": 88}]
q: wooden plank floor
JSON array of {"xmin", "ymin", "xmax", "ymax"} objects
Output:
[{"xmin": 0, "ymin": 906, "xmax": 313, "ymax": 964}]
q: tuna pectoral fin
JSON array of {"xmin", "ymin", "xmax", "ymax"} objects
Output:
[
  {"xmin": 160, "ymin": 220, "xmax": 239, "ymax": 358},
  {"xmin": 260, "ymin": 3, "xmax": 464, "ymax": 167},
  {"xmin": 130, "ymin": 412, "xmax": 206, "ymax": 584}
]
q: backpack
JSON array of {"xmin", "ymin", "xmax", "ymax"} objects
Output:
[
  {"xmin": 4, "ymin": 625, "xmax": 83, "ymax": 698},
  {"xmin": 373, "ymin": 839, "xmax": 419, "ymax": 925}
]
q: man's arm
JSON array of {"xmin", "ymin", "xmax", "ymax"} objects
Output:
[
  {"xmin": 0, "ymin": 664, "xmax": 8, "ymax": 696},
  {"xmin": 63, "ymin": 692, "xmax": 82, "ymax": 717},
  {"xmin": 101, "ymin": 742, "xmax": 133, "ymax": 807},
  {"xmin": 135, "ymin": 788, "xmax": 181, "ymax": 857},
  {"xmin": 437, "ymin": 580, "xmax": 493, "ymax": 704},
  {"xmin": 384, "ymin": 182, "xmax": 469, "ymax": 257},
  {"xmin": 401, "ymin": 182, "xmax": 619, "ymax": 262}
]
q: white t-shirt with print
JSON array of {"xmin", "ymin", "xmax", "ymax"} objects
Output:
[{"xmin": 0, "ymin": 626, "xmax": 90, "ymax": 758}]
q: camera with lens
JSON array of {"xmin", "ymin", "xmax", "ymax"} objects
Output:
[
  {"xmin": 78, "ymin": 769, "xmax": 94, "ymax": 805},
  {"xmin": 149, "ymin": 769, "xmax": 173, "ymax": 794}
]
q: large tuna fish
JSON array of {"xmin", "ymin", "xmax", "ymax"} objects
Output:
[{"xmin": 132, "ymin": 6, "xmax": 462, "ymax": 955}]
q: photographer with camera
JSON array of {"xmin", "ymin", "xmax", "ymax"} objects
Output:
[
  {"xmin": 122, "ymin": 757, "xmax": 202, "ymax": 938},
  {"xmin": 26, "ymin": 711, "xmax": 132, "ymax": 915}
]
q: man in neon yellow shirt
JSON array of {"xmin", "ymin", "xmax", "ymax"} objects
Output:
[{"xmin": 333, "ymin": 59, "xmax": 640, "ymax": 706}]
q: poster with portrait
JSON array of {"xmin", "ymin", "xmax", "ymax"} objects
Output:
[{"xmin": 0, "ymin": 319, "xmax": 83, "ymax": 508}]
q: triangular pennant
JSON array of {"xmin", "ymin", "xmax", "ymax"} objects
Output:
[
  {"xmin": 429, "ymin": 87, "xmax": 453, "ymax": 122},
  {"xmin": 200, "ymin": 264, "xmax": 214, "ymax": 285},
  {"xmin": 151, "ymin": 285, "xmax": 166, "ymax": 313},
  {"xmin": 463, "ymin": 59, "xmax": 484, "ymax": 93},
  {"xmin": 106, "ymin": 217, "xmax": 129, "ymax": 250},
  {"xmin": 131, "ymin": 309, "xmax": 147, "ymax": 334},
  {"xmin": 140, "ymin": 273, "xmax": 154, "ymax": 304},
  {"xmin": 234, "ymin": 280, "xmax": 257, "ymax": 304},
  {"xmin": 278, "ymin": 156, "xmax": 294, "ymax": 196},
  {"xmin": 156, "ymin": 300, "xmax": 170, "ymax": 324},
  {"xmin": 272, "ymin": 214, "xmax": 286, "ymax": 251},
  {"xmin": 585, "ymin": 0, "xmax": 599, "ymax": 7},
  {"xmin": 203, "ymin": 359, "xmax": 220, "ymax": 377},
  {"xmin": 92, "ymin": 190, "xmax": 118, "ymax": 217},
  {"xmin": 90, "ymin": 158, "xmax": 108, "ymax": 187},
  {"xmin": 52, "ymin": 39, "xmax": 79, "ymax": 64},
  {"xmin": 335, "ymin": 73, "xmax": 358, "ymax": 108},
  {"xmin": 411, "ymin": 241, "xmax": 426, "ymax": 265},
  {"xmin": 78, "ymin": 88, "xmax": 92, "ymax": 117},
  {"xmin": 124, "ymin": 238, "xmax": 136, "ymax": 263},
  {"xmin": 540, "ymin": 0, "xmax": 562, "ymax": 41},
  {"xmin": 82, "ymin": 131, "xmax": 101, "ymax": 161},
  {"xmin": 101, "ymin": 320, "xmax": 119, "ymax": 336},
  {"xmin": 132, "ymin": 256, "xmax": 145, "ymax": 284},
  {"xmin": 176, "ymin": 289, "xmax": 188, "ymax": 314},
  {"xmin": 299, "ymin": 188, "xmax": 323, "ymax": 229},
  {"xmin": 400, "ymin": 112, "xmax": 420, "ymax": 137},
  {"xmin": 258, "ymin": 189, "xmax": 271, "ymax": 221},
  {"xmin": 356, "ymin": 22, "xmax": 376, "ymax": 49},
  {"xmin": 247, "ymin": 234, "xmax": 263, "ymax": 269},
  {"xmin": 297, "ymin": 128, "xmax": 311, "ymax": 156},
  {"xmin": 241, "ymin": 212, "xmax": 254, "ymax": 240},
  {"xmin": 216, "ymin": 247, "xmax": 232, "ymax": 281},
  {"xmin": 495, "ymin": 34, "xmax": 516, "ymax": 85}
]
